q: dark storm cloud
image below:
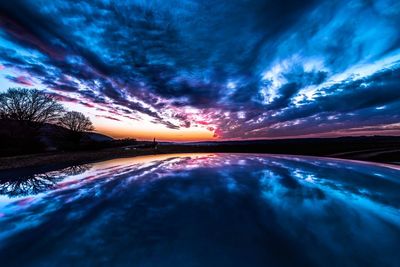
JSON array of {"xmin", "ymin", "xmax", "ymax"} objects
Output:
[
  {"xmin": 0, "ymin": 0, "xmax": 399, "ymax": 138},
  {"xmin": 220, "ymin": 64, "xmax": 400, "ymax": 138},
  {"xmin": 281, "ymin": 66, "xmax": 400, "ymax": 122},
  {"xmin": 1, "ymin": 0, "xmax": 317, "ymax": 94}
]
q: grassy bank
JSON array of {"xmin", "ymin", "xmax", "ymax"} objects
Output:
[
  {"xmin": 0, "ymin": 147, "xmax": 164, "ymax": 171},
  {"xmin": 1, "ymin": 139, "xmax": 400, "ymax": 172}
]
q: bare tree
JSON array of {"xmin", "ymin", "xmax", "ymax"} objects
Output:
[
  {"xmin": 0, "ymin": 88, "xmax": 64, "ymax": 155},
  {"xmin": 0, "ymin": 88, "xmax": 64, "ymax": 124},
  {"xmin": 58, "ymin": 111, "xmax": 94, "ymax": 133},
  {"xmin": 58, "ymin": 111, "xmax": 94, "ymax": 147}
]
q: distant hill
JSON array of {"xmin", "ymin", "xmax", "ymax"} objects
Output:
[
  {"xmin": 160, "ymin": 136, "xmax": 400, "ymax": 164},
  {"xmin": 180, "ymin": 136, "xmax": 400, "ymax": 147},
  {"xmin": 0, "ymin": 119, "xmax": 114, "ymax": 156},
  {"xmin": 85, "ymin": 132, "xmax": 114, "ymax": 142},
  {"xmin": 40, "ymin": 123, "xmax": 113, "ymax": 142},
  {"xmin": 39, "ymin": 122, "xmax": 113, "ymax": 149}
]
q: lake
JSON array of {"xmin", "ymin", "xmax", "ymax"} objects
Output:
[{"xmin": 0, "ymin": 153, "xmax": 399, "ymax": 266}]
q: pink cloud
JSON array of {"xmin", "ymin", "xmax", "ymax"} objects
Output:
[
  {"xmin": 96, "ymin": 115, "xmax": 121, "ymax": 121},
  {"xmin": 7, "ymin": 75, "xmax": 34, "ymax": 86},
  {"xmin": 16, "ymin": 76, "xmax": 33, "ymax": 86}
]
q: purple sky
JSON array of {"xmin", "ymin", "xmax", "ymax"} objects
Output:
[{"xmin": 1, "ymin": 0, "xmax": 400, "ymax": 140}]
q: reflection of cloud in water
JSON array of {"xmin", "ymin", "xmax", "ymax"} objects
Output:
[{"xmin": 0, "ymin": 154, "xmax": 399, "ymax": 267}]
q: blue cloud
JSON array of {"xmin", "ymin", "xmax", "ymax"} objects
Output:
[{"xmin": 0, "ymin": 0, "xmax": 399, "ymax": 138}]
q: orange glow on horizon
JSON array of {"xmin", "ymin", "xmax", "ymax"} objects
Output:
[
  {"xmin": 94, "ymin": 120, "xmax": 216, "ymax": 142},
  {"xmin": 57, "ymin": 102, "xmax": 217, "ymax": 142}
]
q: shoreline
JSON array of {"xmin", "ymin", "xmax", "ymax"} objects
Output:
[
  {"xmin": 1, "ymin": 144, "xmax": 400, "ymax": 174},
  {"xmin": 0, "ymin": 147, "xmax": 167, "ymax": 172}
]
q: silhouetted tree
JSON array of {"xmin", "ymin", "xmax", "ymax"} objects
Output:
[
  {"xmin": 58, "ymin": 111, "xmax": 94, "ymax": 148},
  {"xmin": 0, "ymin": 88, "xmax": 64, "ymax": 124},
  {"xmin": 58, "ymin": 111, "xmax": 94, "ymax": 133},
  {"xmin": 0, "ymin": 88, "xmax": 64, "ymax": 155}
]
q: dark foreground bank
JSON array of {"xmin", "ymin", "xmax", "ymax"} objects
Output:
[{"xmin": 0, "ymin": 136, "xmax": 400, "ymax": 172}]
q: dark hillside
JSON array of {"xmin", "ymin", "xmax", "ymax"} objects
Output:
[{"xmin": 0, "ymin": 119, "xmax": 113, "ymax": 156}]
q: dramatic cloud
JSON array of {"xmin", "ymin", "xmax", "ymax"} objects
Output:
[{"xmin": 0, "ymin": 0, "xmax": 399, "ymax": 139}]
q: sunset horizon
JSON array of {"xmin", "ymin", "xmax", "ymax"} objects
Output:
[{"xmin": 1, "ymin": 1, "xmax": 400, "ymax": 141}]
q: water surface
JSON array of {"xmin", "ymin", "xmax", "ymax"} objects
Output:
[{"xmin": 0, "ymin": 153, "xmax": 399, "ymax": 267}]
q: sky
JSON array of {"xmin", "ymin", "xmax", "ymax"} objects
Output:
[{"xmin": 0, "ymin": 0, "xmax": 400, "ymax": 141}]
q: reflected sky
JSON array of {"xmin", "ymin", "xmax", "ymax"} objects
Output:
[{"xmin": 0, "ymin": 154, "xmax": 399, "ymax": 267}]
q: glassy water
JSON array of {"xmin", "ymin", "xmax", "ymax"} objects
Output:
[{"xmin": 0, "ymin": 153, "xmax": 399, "ymax": 267}]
